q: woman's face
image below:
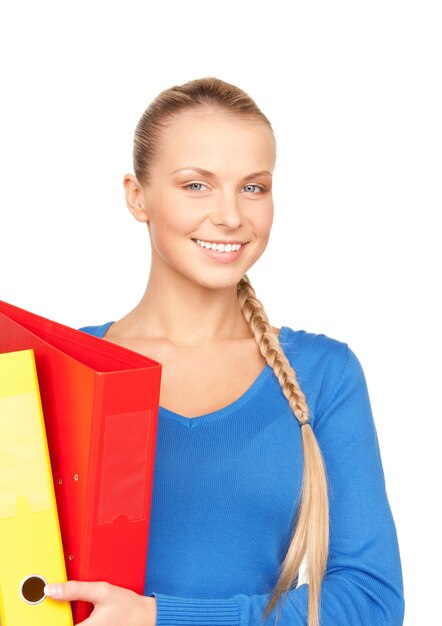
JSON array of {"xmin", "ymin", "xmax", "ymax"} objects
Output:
[{"xmin": 128, "ymin": 108, "xmax": 275, "ymax": 290}]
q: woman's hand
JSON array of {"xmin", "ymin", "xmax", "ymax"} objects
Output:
[{"xmin": 44, "ymin": 581, "xmax": 156, "ymax": 626}]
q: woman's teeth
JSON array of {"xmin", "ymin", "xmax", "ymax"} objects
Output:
[{"xmin": 195, "ymin": 239, "xmax": 242, "ymax": 252}]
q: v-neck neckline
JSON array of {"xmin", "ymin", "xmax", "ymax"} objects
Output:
[{"xmin": 98, "ymin": 322, "xmax": 288, "ymax": 428}]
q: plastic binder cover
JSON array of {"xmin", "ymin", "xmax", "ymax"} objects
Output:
[
  {"xmin": 0, "ymin": 349, "xmax": 73, "ymax": 626},
  {"xmin": 0, "ymin": 301, "xmax": 161, "ymax": 623}
]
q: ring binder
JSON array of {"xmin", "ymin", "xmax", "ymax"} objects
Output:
[
  {"xmin": 0, "ymin": 301, "xmax": 162, "ymax": 623},
  {"xmin": 0, "ymin": 349, "xmax": 73, "ymax": 626}
]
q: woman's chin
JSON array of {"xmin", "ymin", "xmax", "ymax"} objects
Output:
[{"xmin": 186, "ymin": 267, "xmax": 249, "ymax": 291}]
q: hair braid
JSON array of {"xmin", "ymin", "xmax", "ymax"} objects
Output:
[{"xmin": 237, "ymin": 274, "xmax": 329, "ymax": 626}]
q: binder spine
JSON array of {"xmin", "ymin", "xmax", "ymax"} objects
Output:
[
  {"xmin": 83, "ymin": 374, "xmax": 104, "ymax": 578},
  {"xmin": 0, "ymin": 350, "xmax": 73, "ymax": 626}
]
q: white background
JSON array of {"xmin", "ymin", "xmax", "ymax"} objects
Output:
[{"xmin": 1, "ymin": 1, "xmax": 440, "ymax": 624}]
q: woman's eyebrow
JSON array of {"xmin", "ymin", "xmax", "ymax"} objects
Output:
[{"xmin": 170, "ymin": 167, "xmax": 272, "ymax": 180}]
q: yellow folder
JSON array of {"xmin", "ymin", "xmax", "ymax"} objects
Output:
[{"xmin": 0, "ymin": 349, "xmax": 73, "ymax": 626}]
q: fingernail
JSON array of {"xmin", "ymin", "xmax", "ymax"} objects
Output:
[{"xmin": 44, "ymin": 584, "xmax": 63, "ymax": 598}]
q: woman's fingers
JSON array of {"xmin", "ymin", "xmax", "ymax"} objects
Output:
[
  {"xmin": 45, "ymin": 580, "xmax": 111, "ymax": 603},
  {"xmin": 44, "ymin": 581, "xmax": 156, "ymax": 626}
]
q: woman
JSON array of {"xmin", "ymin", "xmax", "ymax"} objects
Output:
[{"xmin": 45, "ymin": 77, "xmax": 404, "ymax": 626}]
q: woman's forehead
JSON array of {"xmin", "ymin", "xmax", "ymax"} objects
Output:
[
  {"xmin": 162, "ymin": 107, "xmax": 271, "ymax": 135},
  {"xmin": 157, "ymin": 109, "xmax": 276, "ymax": 170}
]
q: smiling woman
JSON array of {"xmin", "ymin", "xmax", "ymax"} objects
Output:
[
  {"xmin": 122, "ymin": 108, "xmax": 275, "ymax": 290},
  {"xmin": 45, "ymin": 77, "xmax": 404, "ymax": 626}
]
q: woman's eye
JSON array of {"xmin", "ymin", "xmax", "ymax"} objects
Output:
[
  {"xmin": 184, "ymin": 182, "xmax": 264, "ymax": 193},
  {"xmin": 242, "ymin": 184, "xmax": 263, "ymax": 193},
  {"xmin": 184, "ymin": 182, "xmax": 208, "ymax": 192}
]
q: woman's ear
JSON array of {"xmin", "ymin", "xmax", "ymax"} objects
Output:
[{"xmin": 123, "ymin": 174, "xmax": 150, "ymax": 222}]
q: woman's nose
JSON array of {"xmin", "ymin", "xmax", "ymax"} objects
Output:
[{"xmin": 210, "ymin": 190, "xmax": 243, "ymax": 229}]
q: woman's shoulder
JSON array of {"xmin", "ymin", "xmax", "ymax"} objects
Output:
[
  {"xmin": 277, "ymin": 326, "xmax": 360, "ymax": 422},
  {"xmin": 278, "ymin": 325, "xmax": 350, "ymax": 366}
]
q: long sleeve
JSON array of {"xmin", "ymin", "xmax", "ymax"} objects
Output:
[{"xmin": 149, "ymin": 345, "xmax": 405, "ymax": 626}]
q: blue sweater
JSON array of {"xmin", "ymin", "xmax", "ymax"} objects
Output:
[{"xmin": 80, "ymin": 323, "xmax": 404, "ymax": 625}]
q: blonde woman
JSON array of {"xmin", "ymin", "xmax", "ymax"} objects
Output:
[{"xmin": 45, "ymin": 77, "xmax": 404, "ymax": 626}]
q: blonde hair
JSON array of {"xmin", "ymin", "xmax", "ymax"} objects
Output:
[
  {"xmin": 237, "ymin": 275, "xmax": 329, "ymax": 626},
  {"xmin": 132, "ymin": 77, "xmax": 329, "ymax": 626}
]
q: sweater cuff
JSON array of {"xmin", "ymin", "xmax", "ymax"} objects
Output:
[{"xmin": 150, "ymin": 592, "xmax": 240, "ymax": 626}]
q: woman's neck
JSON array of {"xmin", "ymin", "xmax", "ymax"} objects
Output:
[{"xmin": 120, "ymin": 265, "xmax": 252, "ymax": 347}]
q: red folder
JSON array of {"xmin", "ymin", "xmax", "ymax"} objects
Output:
[{"xmin": 0, "ymin": 301, "xmax": 161, "ymax": 623}]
